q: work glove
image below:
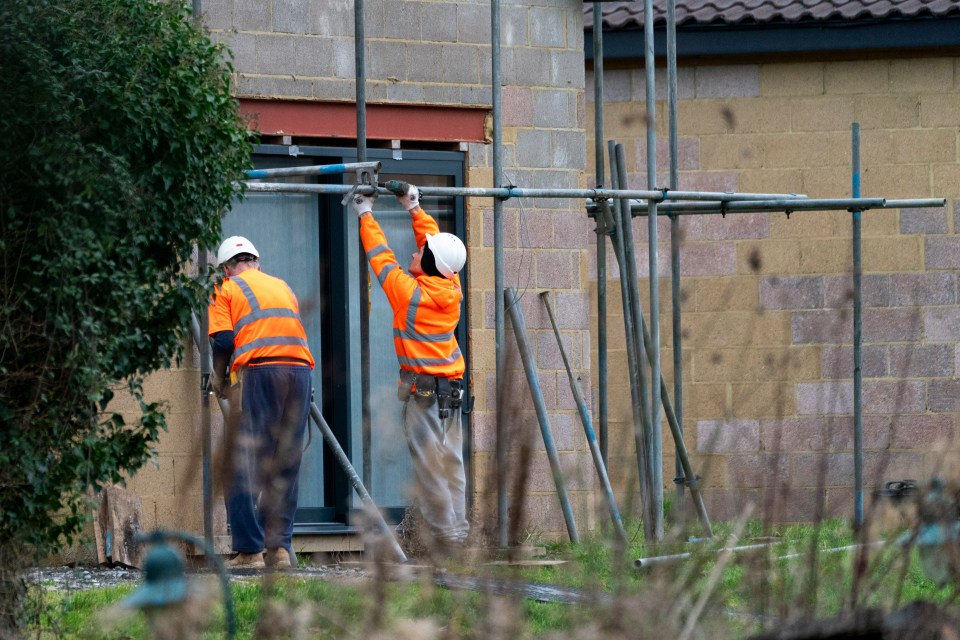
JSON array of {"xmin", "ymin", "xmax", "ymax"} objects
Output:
[
  {"xmin": 398, "ymin": 184, "xmax": 420, "ymax": 211},
  {"xmin": 352, "ymin": 193, "xmax": 375, "ymax": 217}
]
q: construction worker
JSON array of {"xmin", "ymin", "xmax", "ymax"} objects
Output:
[
  {"xmin": 352, "ymin": 183, "xmax": 470, "ymax": 551},
  {"xmin": 208, "ymin": 236, "xmax": 315, "ymax": 569}
]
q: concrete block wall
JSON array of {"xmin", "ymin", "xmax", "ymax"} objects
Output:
[
  {"xmin": 112, "ymin": 346, "xmax": 227, "ymax": 538},
  {"xmin": 588, "ymin": 56, "xmax": 960, "ymax": 522},
  {"xmin": 207, "ymin": 0, "xmax": 507, "ymax": 105},
  {"xmin": 461, "ymin": 0, "xmax": 594, "ymax": 541}
]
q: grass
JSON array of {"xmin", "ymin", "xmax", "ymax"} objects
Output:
[{"xmin": 27, "ymin": 518, "xmax": 959, "ymax": 639}]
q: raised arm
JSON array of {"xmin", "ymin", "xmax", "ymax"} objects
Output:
[{"xmin": 352, "ymin": 192, "xmax": 418, "ymax": 313}]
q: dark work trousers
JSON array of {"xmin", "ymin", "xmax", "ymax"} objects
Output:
[
  {"xmin": 402, "ymin": 393, "xmax": 469, "ymax": 544},
  {"xmin": 227, "ymin": 365, "xmax": 311, "ymax": 554}
]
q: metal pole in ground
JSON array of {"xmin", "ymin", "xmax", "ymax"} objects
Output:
[
  {"xmin": 641, "ymin": 0, "xmax": 665, "ymax": 541},
  {"xmin": 612, "ymin": 142, "xmax": 655, "ymax": 539},
  {"xmin": 605, "ymin": 144, "xmax": 652, "ymax": 532},
  {"xmin": 592, "ymin": 2, "xmax": 609, "ymax": 466},
  {"xmin": 666, "ymin": 0, "xmax": 686, "ymax": 522},
  {"xmin": 608, "ymin": 296, "xmax": 713, "ymax": 538},
  {"xmin": 308, "ymin": 403, "xmax": 407, "ymax": 563},
  {"xmin": 540, "ymin": 291, "xmax": 626, "ymax": 544},
  {"xmin": 506, "ymin": 288, "xmax": 580, "ymax": 543},
  {"xmin": 196, "ymin": 269, "xmax": 213, "ymax": 547},
  {"xmin": 491, "ymin": 0, "xmax": 509, "ymax": 549},
  {"xmin": 852, "ymin": 122, "xmax": 864, "ymax": 528},
  {"xmin": 354, "ymin": 0, "xmax": 374, "ymax": 513},
  {"xmin": 660, "ymin": 380, "xmax": 714, "ymax": 537}
]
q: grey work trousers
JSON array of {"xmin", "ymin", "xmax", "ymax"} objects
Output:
[{"xmin": 402, "ymin": 393, "xmax": 469, "ymax": 544}]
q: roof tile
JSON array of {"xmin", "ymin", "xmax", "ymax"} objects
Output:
[{"xmin": 584, "ymin": 0, "xmax": 960, "ymax": 28}]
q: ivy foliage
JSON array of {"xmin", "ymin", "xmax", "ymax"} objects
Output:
[{"xmin": 0, "ymin": 0, "xmax": 251, "ymax": 557}]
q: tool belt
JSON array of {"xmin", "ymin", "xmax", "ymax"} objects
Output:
[{"xmin": 397, "ymin": 370, "xmax": 463, "ymax": 419}]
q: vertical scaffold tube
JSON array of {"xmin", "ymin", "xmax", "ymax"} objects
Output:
[
  {"xmin": 491, "ymin": 0, "xmax": 508, "ymax": 548},
  {"xmin": 666, "ymin": 0, "xmax": 686, "ymax": 520},
  {"xmin": 197, "ymin": 263, "xmax": 212, "ymax": 547},
  {"xmin": 593, "ymin": 2, "xmax": 609, "ymax": 466},
  {"xmin": 506, "ymin": 289, "xmax": 579, "ymax": 543},
  {"xmin": 607, "ymin": 142, "xmax": 652, "ymax": 527},
  {"xmin": 355, "ymin": 0, "xmax": 373, "ymax": 497},
  {"xmin": 852, "ymin": 123, "xmax": 864, "ymax": 528},
  {"xmin": 612, "ymin": 143, "xmax": 655, "ymax": 539},
  {"xmin": 642, "ymin": 0, "xmax": 664, "ymax": 542}
]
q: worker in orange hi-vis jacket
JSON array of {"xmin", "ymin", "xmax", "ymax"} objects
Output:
[
  {"xmin": 353, "ymin": 182, "xmax": 470, "ymax": 550},
  {"xmin": 208, "ymin": 236, "xmax": 315, "ymax": 570}
]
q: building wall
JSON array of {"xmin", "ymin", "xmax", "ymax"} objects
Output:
[
  {"xmin": 122, "ymin": 0, "xmax": 594, "ymax": 544},
  {"xmin": 588, "ymin": 55, "xmax": 960, "ymax": 523}
]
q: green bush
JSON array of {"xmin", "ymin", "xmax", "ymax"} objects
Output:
[{"xmin": 0, "ymin": 0, "xmax": 250, "ymax": 630}]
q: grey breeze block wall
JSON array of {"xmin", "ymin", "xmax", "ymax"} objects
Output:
[
  {"xmin": 140, "ymin": 0, "xmax": 597, "ymax": 542},
  {"xmin": 587, "ymin": 57, "xmax": 960, "ymax": 524}
]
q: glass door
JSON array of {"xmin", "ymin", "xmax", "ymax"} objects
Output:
[{"xmin": 226, "ymin": 145, "xmax": 468, "ymax": 532}]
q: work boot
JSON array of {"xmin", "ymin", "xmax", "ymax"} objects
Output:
[
  {"xmin": 264, "ymin": 548, "xmax": 293, "ymax": 569},
  {"xmin": 225, "ymin": 551, "xmax": 265, "ymax": 569}
]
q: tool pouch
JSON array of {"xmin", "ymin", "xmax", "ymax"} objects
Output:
[
  {"xmin": 436, "ymin": 378, "xmax": 463, "ymax": 420},
  {"xmin": 397, "ymin": 369, "xmax": 417, "ymax": 402},
  {"xmin": 411, "ymin": 373, "xmax": 436, "ymax": 411}
]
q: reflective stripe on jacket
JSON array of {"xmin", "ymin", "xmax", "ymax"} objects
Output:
[
  {"xmin": 360, "ymin": 208, "xmax": 464, "ymax": 379},
  {"xmin": 208, "ymin": 269, "xmax": 315, "ymax": 372}
]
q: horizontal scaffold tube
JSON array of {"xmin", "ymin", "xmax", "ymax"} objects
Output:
[
  {"xmin": 634, "ymin": 540, "xmax": 885, "ymax": 569},
  {"xmin": 243, "ymin": 181, "xmax": 808, "ymax": 203},
  {"xmin": 245, "ymin": 161, "xmax": 382, "ymax": 179},
  {"xmin": 616, "ymin": 197, "xmax": 945, "ymax": 215}
]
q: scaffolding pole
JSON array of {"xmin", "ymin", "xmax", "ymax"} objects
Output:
[
  {"xmin": 612, "ymin": 198, "xmax": 944, "ymax": 215},
  {"xmin": 245, "ymin": 162, "xmax": 381, "ymax": 179},
  {"xmin": 355, "ymin": 0, "xmax": 374, "ymax": 503},
  {"xmin": 592, "ymin": 2, "xmax": 609, "ymax": 467},
  {"xmin": 852, "ymin": 123, "xmax": 865, "ymax": 528},
  {"xmin": 643, "ymin": 0, "xmax": 665, "ymax": 543},
  {"xmin": 611, "ymin": 141, "xmax": 656, "ymax": 539},
  {"xmin": 666, "ymin": 0, "xmax": 686, "ymax": 521},
  {"xmin": 506, "ymin": 288, "xmax": 579, "ymax": 544},
  {"xmin": 607, "ymin": 145, "xmax": 654, "ymax": 537},
  {"xmin": 492, "ymin": 0, "xmax": 509, "ymax": 549},
  {"xmin": 244, "ymin": 181, "xmax": 809, "ymax": 203},
  {"xmin": 541, "ymin": 291, "xmax": 626, "ymax": 544}
]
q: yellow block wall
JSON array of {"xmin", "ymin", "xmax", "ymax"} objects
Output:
[
  {"xmin": 588, "ymin": 55, "xmax": 960, "ymax": 522},
  {"xmin": 112, "ymin": 348, "xmax": 228, "ymax": 539}
]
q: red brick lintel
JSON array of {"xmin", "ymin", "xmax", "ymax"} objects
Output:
[{"xmin": 238, "ymin": 99, "xmax": 490, "ymax": 144}]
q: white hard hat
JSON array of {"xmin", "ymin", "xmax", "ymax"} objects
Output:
[
  {"xmin": 425, "ymin": 232, "xmax": 466, "ymax": 279},
  {"xmin": 217, "ymin": 236, "xmax": 259, "ymax": 266}
]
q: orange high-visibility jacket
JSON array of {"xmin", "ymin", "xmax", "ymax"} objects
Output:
[
  {"xmin": 208, "ymin": 269, "xmax": 315, "ymax": 372},
  {"xmin": 360, "ymin": 208, "xmax": 464, "ymax": 379}
]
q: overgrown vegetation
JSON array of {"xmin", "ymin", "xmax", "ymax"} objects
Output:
[
  {"xmin": 0, "ymin": 0, "xmax": 250, "ymax": 632},
  {"xmin": 27, "ymin": 519, "xmax": 959, "ymax": 639}
]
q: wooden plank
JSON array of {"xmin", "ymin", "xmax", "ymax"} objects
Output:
[{"xmin": 95, "ymin": 484, "xmax": 145, "ymax": 569}]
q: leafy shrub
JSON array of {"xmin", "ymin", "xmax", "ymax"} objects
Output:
[{"xmin": 0, "ymin": 0, "xmax": 250, "ymax": 630}]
